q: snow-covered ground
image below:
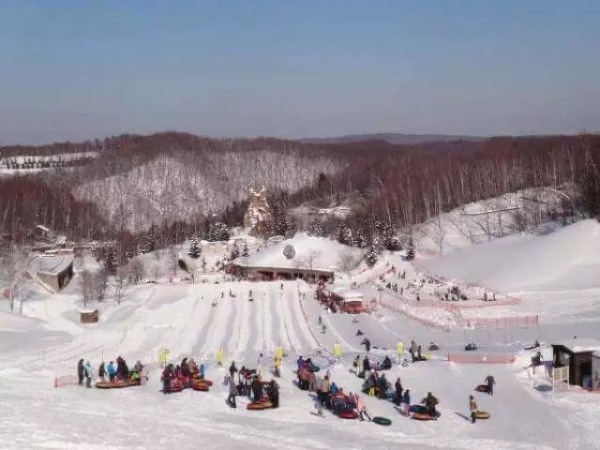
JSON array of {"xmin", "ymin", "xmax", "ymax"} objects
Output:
[{"xmin": 2, "ymin": 219, "xmax": 600, "ymax": 449}]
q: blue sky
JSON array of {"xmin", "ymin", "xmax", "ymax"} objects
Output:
[{"xmin": 1, "ymin": 0, "xmax": 599, "ymax": 144}]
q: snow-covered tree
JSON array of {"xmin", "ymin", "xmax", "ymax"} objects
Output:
[
  {"xmin": 104, "ymin": 247, "xmax": 118, "ymax": 275},
  {"xmin": 207, "ymin": 222, "xmax": 230, "ymax": 242},
  {"xmin": 336, "ymin": 223, "xmax": 353, "ymax": 246},
  {"xmin": 145, "ymin": 224, "xmax": 159, "ymax": 253},
  {"xmin": 241, "ymin": 241, "xmax": 249, "ymax": 257},
  {"xmin": 354, "ymin": 228, "xmax": 367, "ymax": 249},
  {"xmin": 229, "ymin": 242, "xmax": 240, "ymax": 260},
  {"xmin": 405, "ymin": 237, "xmax": 415, "ymax": 261},
  {"xmin": 365, "ymin": 246, "xmax": 378, "ymax": 267},
  {"xmin": 310, "ymin": 220, "xmax": 325, "ymax": 237},
  {"xmin": 188, "ymin": 235, "xmax": 201, "ymax": 259}
]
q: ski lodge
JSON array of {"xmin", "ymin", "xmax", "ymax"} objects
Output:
[{"xmin": 227, "ymin": 233, "xmax": 361, "ymax": 283}]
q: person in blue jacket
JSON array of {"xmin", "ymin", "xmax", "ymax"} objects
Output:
[
  {"xmin": 199, "ymin": 363, "xmax": 205, "ymax": 380},
  {"xmin": 107, "ymin": 361, "xmax": 117, "ymax": 383},
  {"xmin": 84, "ymin": 361, "xmax": 93, "ymax": 388}
]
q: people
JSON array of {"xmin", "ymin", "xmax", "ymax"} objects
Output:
[
  {"xmin": 382, "ymin": 355, "xmax": 392, "ymax": 370},
  {"xmin": 322, "ymin": 324, "xmax": 326, "ymax": 334},
  {"xmin": 417, "ymin": 345, "xmax": 422, "ymax": 361},
  {"xmin": 199, "ymin": 363, "xmax": 205, "ymax": 380},
  {"xmin": 251, "ymin": 375, "xmax": 264, "ymax": 402},
  {"xmin": 107, "ymin": 361, "xmax": 116, "ymax": 382},
  {"xmin": 353, "ymin": 355, "xmax": 361, "ymax": 374},
  {"xmin": 362, "ymin": 356, "xmax": 370, "ymax": 373},
  {"xmin": 469, "ymin": 395, "xmax": 478, "ymax": 423},
  {"xmin": 484, "ymin": 375, "xmax": 496, "ymax": 395},
  {"xmin": 402, "ymin": 389, "xmax": 411, "ymax": 416},
  {"xmin": 227, "ymin": 377, "xmax": 238, "ymax": 408},
  {"xmin": 354, "ymin": 393, "xmax": 372, "ymax": 421},
  {"xmin": 409, "ymin": 340, "xmax": 417, "ymax": 362},
  {"xmin": 361, "ymin": 338, "xmax": 371, "ymax": 352},
  {"xmin": 77, "ymin": 359, "xmax": 85, "ymax": 386},
  {"xmin": 422, "ymin": 392, "xmax": 439, "ymax": 419},
  {"xmin": 162, "ymin": 364, "xmax": 175, "ymax": 394},
  {"xmin": 532, "ymin": 351, "xmax": 543, "ymax": 374},
  {"xmin": 98, "ymin": 361, "xmax": 106, "ymax": 382},
  {"xmin": 319, "ymin": 376, "xmax": 331, "ymax": 408},
  {"xmin": 267, "ymin": 379, "xmax": 280, "ymax": 408},
  {"xmin": 84, "ymin": 361, "xmax": 93, "ymax": 388},
  {"xmin": 116, "ymin": 356, "xmax": 129, "ymax": 380},
  {"xmin": 394, "ymin": 377, "xmax": 403, "ymax": 405}
]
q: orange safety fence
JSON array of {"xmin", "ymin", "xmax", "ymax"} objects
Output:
[
  {"xmin": 462, "ymin": 315, "xmax": 539, "ymax": 329},
  {"xmin": 447, "ymin": 353, "xmax": 515, "ymax": 364}
]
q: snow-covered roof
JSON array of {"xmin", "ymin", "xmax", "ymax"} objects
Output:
[
  {"xmin": 329, "ymin": 286, "xmax": 363, "ymax": 301},
  {"xmin": 233, "ymin": 232, "xmax": 362, "ymax": 273},
  {"xmin": 28, "ymin": 254, "xmax": 73, "ymax": 275},
  {"xmin": 554, "ymin": 338, "xmax": 600, "ymax": 353}
]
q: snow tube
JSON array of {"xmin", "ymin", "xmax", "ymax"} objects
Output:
[
  {"xmin": 247, "ymin": 400, "xmax": 273, "ymax": 410},
  {"xmin": 372, "ymin": 416, "xmax": 392, "ymax": 426},
  {"xmin": 473, "ymin": 410, "xmax": 490, "ymax": 420},
  {"xmin": 95, "ymin": 379, "xmax": 140, "ymax": 389},
  {"xmin": 338, "ymin": 409, "xmax": 358, "ymax": 419},
  {"xmin": 191, "ymin": 382, "xmax": 209, "ymax": 392},
  {"xmin": 192, "ymin": 378, "xmax": 213, "ymax": 387},
  {"xmin": 409, "ymin": 404, "xmax": 427, "ymax": 414},
  {"xmin": 411, "ymin": 413, "xmax": 435, "ymax": 421},
  {"xmin": 475, "ymin": 384, "xmax": 490, "ymax": 393},
  {"xmin": 165, "ymin": 385, "xmax": 184, "ymax": 393}
]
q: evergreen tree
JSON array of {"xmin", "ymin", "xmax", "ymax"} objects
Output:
[
  {"xmin": 104, "ymin": 246, "xmax": 118, "ymax": 275},
  {"xmin": 188, "ymin": 235, "xmax": 201, "ymax": 259},
  {"xmin": 310, "ymin": 220, "xmax": 325, "ymax": 237},
  {"xmin": 355, "ymin": 228, "xmax": 367, "ymax": 249},
  {"xmin": 146, "ymin": 224, "xmax": 159, "ymax": 253},
  {"xmin": 336, "ymin": 223, "xmax": 352, "ymax": 246},
  {"xmin": 229, "ymin": 242, "xmax": 240, "ymax": 260},
  {"xmin": 207, "ymin": 222, "xmax": 230, "ymax": 242},
  {"xmin": 406, "ymin": 237, "xmax": 415, "ymax": 261},
  {"xmin": 382, "ymin": 223, "xmax": 402, "ymax": 251},
  {"xmin": 241, "ymin": 241, "xmax": 249, "ymax": 257},
  {"xmin": 365, "ymin": 246, "xmax": 378, "ymax": 267}
]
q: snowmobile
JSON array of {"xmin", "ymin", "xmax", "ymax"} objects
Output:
[
  {"xmin": 428, "ymin": 343, "xmax": 440, "ymax": 351},
  {"xmin": 464, "ymin": 343, "xmax": 478, "ymax": 351}
]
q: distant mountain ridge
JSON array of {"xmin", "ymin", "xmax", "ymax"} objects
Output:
[{"xmin": 299, "ymin": 133, "xmax": 483, "ymax": 145}]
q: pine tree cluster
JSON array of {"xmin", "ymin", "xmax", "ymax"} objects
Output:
[
  {"xmin": 188, "ymin": 235, "xmax": 201, "ymax": 259},
  {"xmin": 207, "ymin": 222, "xmax": 230, "ymax": 242}
]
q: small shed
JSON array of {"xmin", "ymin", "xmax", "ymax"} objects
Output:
[
  {"xmin": 80, "ymin": 309, "xmax": 99, "ymax": 324},
  {"xmin": 552, "ymin": 338, "xmax": 600, "ymax": 388}
]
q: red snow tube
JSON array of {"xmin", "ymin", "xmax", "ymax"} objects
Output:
[
  {"xmin": 95, "ymin": 379, "xmax": 140, "ymax": 389},
  {"xmin": 338, "ymin": 410, "xmax": 358, "ymax": 420},
  {"xmin": 191, "ymin": 382, "xmax": 209, "ymax": 392},
  {"xmin": 167, "ymin": 385, "xmax": 184, "ymax": 393},
  {"xmin": 247, "ymin": 400, "xmax": 273, "ymax": 410},
  {"xmin": 192, "ymin": 378, "xmax": 213, "ymax": 387},
  {"xmin": 411, "ymin": 413, "xmax": 434, "ymax": 421},
  {"xmin": 475, "ymin": 384, "xmax": 489, "ymax": 393}
]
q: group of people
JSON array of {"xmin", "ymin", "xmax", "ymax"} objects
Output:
[
  {"xmin": 78, "ymin": 356, "xmax": 142, "ymax": 387},
  {"xmin": 161, "ymin": 357, "xmax": 204, "ymax": 393},
  {"xmin": 227, "ymin": 361, "xmax": 280, "ymax": 408},
  {"xmin": 469, "ymin": 375, "xmax": 496, "ymax": 423}
]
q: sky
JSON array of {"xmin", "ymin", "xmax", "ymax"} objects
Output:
[{"xmin": 1, "ymin": 0, "xmax": 599, "ymax": 145}]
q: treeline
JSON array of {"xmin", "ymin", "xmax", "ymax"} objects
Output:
[{"xmin": 1, "ymin": 132, "xmax": 600, "ymax": 251}]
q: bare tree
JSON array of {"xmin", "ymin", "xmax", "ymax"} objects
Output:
[
  {"xmin": 127, "ymin": 258, "xmax": 144, "ymax": 285},
  {"xmin": 337, "ymin": 249, "xmax": 360, "ymax": 273}
]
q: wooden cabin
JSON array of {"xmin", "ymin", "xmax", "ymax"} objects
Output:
[{"xmin": 552, "ymin": 338, "xmax": 600, "ymax": 389}]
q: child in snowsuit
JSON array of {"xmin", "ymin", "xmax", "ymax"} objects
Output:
[
  {"xmin": 402, "ymin": 389, "xmax": 411, "ymax": 416},
  {"xmin": 355, "ymin": 394, "xmax": 372, "ymax": 421},
  {"xmin": 469, "ymin": 395, "xmax": 478, "ymax": 423},
  {"xmin": 84, "ymin": 361, "xmax": 93, "ymax": 388}
]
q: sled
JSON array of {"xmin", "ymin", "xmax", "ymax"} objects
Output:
[
  {"xmin": 247, "ymin": 400, "xmax": 273, "ymax": 410},
  {"xmin": 191, "ymin": 378, "xmax": 213, "ymax": 387},
  {"xmin": 191, "ymin": 382, "xmax": 209, "ymax": 392},
  {"xmin": 95, "ymin": 379, "xmax": 140, "ymax": 389},
  {"xmin": 428, "ymin": 344, "xmax": 440, "ymax": 351},
  {"xmin": 163, "ymin": 385, "xmax": 184, "ymax": 393},
  {"xmin": 338, "ymin": 409, "xmax": 358, "ymax": 420},
  {"xmin": 473, "ymin": 410, "xmax": 490, "ymax": 420},
  {"xmin": 475, "ymin": 384, "xmax": 490, "ymax": 393},
  {"xmin": 372, "ymin": 416, "xmax": 392, "ymax": 426},
  {"xmin": 465, "ymin": 343, "xmax": 478, "ymax": 351},
  {"xmin": 411, "ymin": 412, "xmax": 436, "ymax": 421}
]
